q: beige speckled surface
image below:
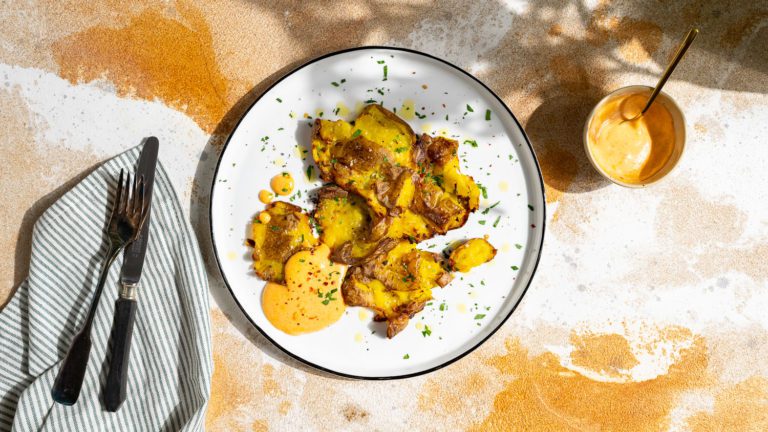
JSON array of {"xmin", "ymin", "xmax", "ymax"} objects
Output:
[{"xmin": 1, "ymin": 1, "xmax": 767, "ymax": 430}]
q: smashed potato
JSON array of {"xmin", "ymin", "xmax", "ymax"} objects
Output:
[
  {"xmin": 248, "ymin": 202, "xmax": 316, "ymax": 283},
  {"xmin": 342, "ymin": 240, "xmax": 452, "ymax": 337},
  {"xmin": 449, "ymin": 238, "xmax": 497, "ymax": 273}
]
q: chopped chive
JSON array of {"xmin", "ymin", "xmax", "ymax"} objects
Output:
[
  {"xmin": 478, "ymin": 220, "xmax": 486, "ymax": 225},
  {"xmin": 463, "ymin": 139, "xmax": 478, "ymax": 147},
  {"xmin": 493, "ymin": 216, "xmax": 501, "ymax": 227},
  {"xmin": 477, "ymin": 183, "xmax": 488, "ymax": 199},
  {"xmin": 466, "ymin": 104, "xmax": 474, "ymax": 112},
  {"xmin": 515, "ymin": 243, "xmax": 522, "ymax": 249},
  {"xmin": 482, "ymin": 201, "xmax": 500, "ymax": 215},
  {"xmin": 276, "ymin": 97, "xmax": 282, "ymax": 103},
  {"xmin": 421, "ymin": 325, "xmax": 432, "ymax": 337},
  {"xmin": 377, "ymin": 60, "xmax": 385, "ymax": 64},
  {"xmin": 474, "ymin": 314, "xmax": 485, "ymax": 320},
  {"xmin": 485, "ymin": 109, "xmax": 491, "ymax": 120},
  {"xmin": 383, "ymin": 65, "xmax": 388, "ymax": 81},
  {"xmin": 351, "ymin": 129, "xmax": 362, "ymax": 138},
  {"xmin": 511, "ymin": 265, "xmax": 519, "ymax": 271},
  {"xmin": 528, "ymin": 204, "xmax": 534, "ymax": 211},
  {"xmin": 403, "ymin": 354, "xmax": 410, "ymax": 359},
  {"xmin": 306, "ymin": 165, "xmax": 314, "ymax": 180},
  {"xmin": 331, "ymin": 81, "xmax": 339, "ymax": 87}
]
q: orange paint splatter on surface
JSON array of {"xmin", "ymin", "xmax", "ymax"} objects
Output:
[
  {"xmin": 0, "ymin": 87, "xmax": 99, "ymax": 304},
  {"xmin": 278, "ymin": 400, "xmax": 292, "ymax": 415},
  {"xmin": 251, "ymin": 419, "xmax": 268, "ymax": 432},
  {"xmin": 419, "ymin": 370, "xmax": 490, "ymax": 415},
  {"xmin": 720, "ymin": 13, "xmax": 768, "ymax": 48},
  {"xmin": 341, "ymin": 403, "xmax": 369, "ymax": 423},
  {"xmin": 548, "ymin": 24, "xmax": 563, "ymax": 37},
  {"xmin": 570, "ymin": 332, "xmax": 639, "ymax": 378},
  {"xmin": 614, "ymin": 19, "xmax": 663, "ymax": 64},
  {"xmin": 688, "ymin": 376, "xmax": 768, "ymax": 431},
  {"xmin": 52, "ymin": 1, "xmax": 230, "ymax": 133},
  {"xmin": 471, "ymin": 334, "xmax": 708, "ymax": 432}
]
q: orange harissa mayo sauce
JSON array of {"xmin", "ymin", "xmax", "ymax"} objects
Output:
[
  {"xmin": 588, "ymin": 92, "xmax": 676, "ymax": 184},
  {"xmin": 270, "ymin": 172, "xmax": 294, "ymax": 196},
  {"xmin": 258, "ymin": 190, "xmax": 274, "ymax": 204},
  {"xmin": 262, "ymin": 244, "xmax": 347, "ymax": 335}
]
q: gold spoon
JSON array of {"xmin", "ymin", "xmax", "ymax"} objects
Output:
[{"xmin": 623, "ymin": 27, "xmax": 698, "ymax": 122}]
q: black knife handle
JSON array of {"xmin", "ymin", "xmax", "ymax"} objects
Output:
[{"xmin": 104, "ymin": 297, "xmax": 137, "ymax": 411}]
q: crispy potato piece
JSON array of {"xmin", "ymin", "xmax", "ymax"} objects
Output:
[
  {"xmin": 313, "ymin": 104, "xmax": 416, "ymax": 179},
  {"xmin": 414, "ymin": 134, "xmax": 480, "ymax": 212},
  {"xmin": 343, "ymin": 275, "xmax": 431, "ymax": 338},
  {"xmin": 314, "ymin": 186, "xmax": 436, "ymax": 264},
  {"xmin": 412, "ymin": 134, "xmax": 480, "ymax": 232},
  {"xmin": 248, "ymin": 202, "xmax": 316, "ymax": 283},
  {"xmin": 312, "ymin": 105, "xmax": 418, "ymax": 216},
  {"xmin": 341, "ymin": 240, "xmax": 452, "ymax": 337},
  {"xmin": 449, "ymin": 238, "xmax": 497, "ymax": 273}
]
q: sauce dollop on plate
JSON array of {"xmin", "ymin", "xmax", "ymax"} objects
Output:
[{"xmin": 262, "ymin": 244, "xmax": 347, "ymax": 335}]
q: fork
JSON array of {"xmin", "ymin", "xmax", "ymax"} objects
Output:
[{"xmin": 51, "ymin": 169, "xmax": 149, "ymax": 406}]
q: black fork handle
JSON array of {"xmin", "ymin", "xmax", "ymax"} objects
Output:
[
  {"xmin": 51, "ymin": 244, "xmax": 121, "ymax": 405},
  {"xmin": 104, "ymin": 296, "xmax": 137, "ymax": 411}
]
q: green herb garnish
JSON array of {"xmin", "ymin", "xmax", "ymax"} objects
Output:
[
  {"xmin": 482, "ymin": 201, "xmax": 500, "ymax": 215},
  {"xmin": 351, "ymin": 129, "xmax": 362, "ymax": 138},
  {"xmin": 474, "ymin": 314, "xmax": 486, "ymax": 320},
  {"xmin": 477, "ymin": 183, "xmax": 488, "ymax": 199},
  {"xmin": 464, "ymin": 139, "xmax": 478, "ymax": 147},
  {"xmin": 422, "ymin": 325, "xmax": 432, "ymax": 337},
  {"xmin": 485, "ymin": 109, "xmax": 491, "ymax": 120},
  {"xmin": 466, "ymin": 104, "xmax": 474, "ymax": 112}
]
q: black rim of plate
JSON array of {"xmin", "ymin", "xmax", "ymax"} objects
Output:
[{"xmin": 209, "ymin": 46, "xmax": 547, "ymax": 380}]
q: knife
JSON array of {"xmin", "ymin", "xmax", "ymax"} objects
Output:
[{"xmin": 104, "ymin": 137, "xmax": 159, "ymax": 412}]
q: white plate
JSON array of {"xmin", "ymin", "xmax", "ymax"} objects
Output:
[{"xmin": 210, "ymin": 47, "xmax": 545, "ymax": 379}]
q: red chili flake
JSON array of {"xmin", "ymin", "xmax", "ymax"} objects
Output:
[{"xmin": 531, "ymin": 224, "xmax": 536, "ymax": 228}]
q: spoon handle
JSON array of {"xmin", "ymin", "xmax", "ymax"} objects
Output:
[{"xmin": 641, "ymin": 27, "xmax": 698, "ymax": 115}]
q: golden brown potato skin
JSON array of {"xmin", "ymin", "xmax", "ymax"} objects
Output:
[
  {"xmin": 248, "ymin": 202, "xmax": 316, "ymax": 283},
  {"xmin": 341, "ymin": 240, "xmax": 451, "ymax": 338}
]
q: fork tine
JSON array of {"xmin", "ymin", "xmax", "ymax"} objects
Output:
[
  {"xmin": 112, "ymin": 169, "xmax": 125, "ymax": 218},
  {"xmin": 121, "ymin": 173, "xmax": 131, "ymax": 216}
]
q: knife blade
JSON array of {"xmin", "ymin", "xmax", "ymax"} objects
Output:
[
  {"xmin": 121, "ymin": 137, "xmax": 159, "ymax": 286},
  {"xmin": 104, "ymin": 137, "xmax": 159, "ymax": 412}
]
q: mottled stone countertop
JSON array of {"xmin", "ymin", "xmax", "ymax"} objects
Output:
[{"xmin": 1, "ymin": 1, "xmax": 767, "ymax": 430}]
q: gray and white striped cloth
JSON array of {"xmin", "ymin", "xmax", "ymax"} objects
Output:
[{"xmin": 0, "ymin": 145, "xmax": 212, "ymax": 431}]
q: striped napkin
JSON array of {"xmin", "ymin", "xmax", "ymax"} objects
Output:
[{"xmin": 0, "ymin": 145, "xmax": 212, "ymax": 431}]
